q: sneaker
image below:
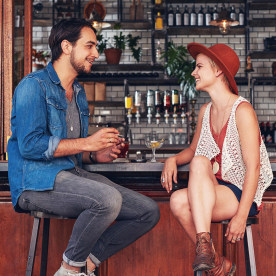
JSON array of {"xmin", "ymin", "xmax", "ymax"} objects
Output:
[
  {"xmin": 87, "ymin": 270, "xmax": 96, "ymax": 276},
  {"xmin": 54, "ymin": 264, "xmax": 87, "ymax": 276}
]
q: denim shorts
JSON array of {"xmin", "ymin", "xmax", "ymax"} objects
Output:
[{"xmin": 217, "ymin": 178, "xmax": 259, "ymax": 217}]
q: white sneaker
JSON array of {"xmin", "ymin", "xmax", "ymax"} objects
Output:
[
  {"xmin": 54, "ymin": 264, "xmax": 87, "ymax": 276},
  {"xmin": 87, "ymin": 269, "xmax": 96, "ymax": 276}
]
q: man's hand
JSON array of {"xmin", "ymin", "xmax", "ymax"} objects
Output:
[{"xmin": 96, "ymin": 139, "xmax": 126, "ymax": 163}]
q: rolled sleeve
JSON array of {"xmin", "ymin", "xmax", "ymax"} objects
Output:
[{"xmin": 43, "ymin": 135, "xmax": 61, "ymax": 160}]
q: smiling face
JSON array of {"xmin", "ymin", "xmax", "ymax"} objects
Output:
[
  {"xmin": 70, "ymin": 26, "xmax": 99, "ymax": 74},
  {"xmin": 191, "ymin": 53, "xmax": 218, "ymax": 92}
]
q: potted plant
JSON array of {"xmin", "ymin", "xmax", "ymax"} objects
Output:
[
  {"xmin": 96, "ymin": 27, "xmax": 141, "ymax": 64},
  {"xmin": 162, "ymin": 42, "xmax": 197, "ymax": 99}
]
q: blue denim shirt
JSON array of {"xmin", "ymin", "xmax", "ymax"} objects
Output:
[{"xmin": 7, "ymin": 62, "xmax": 90, "ymax": 212}]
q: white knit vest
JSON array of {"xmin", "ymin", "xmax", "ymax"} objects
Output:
[{"xmin": 195, "ymin": 96, "xmax": 273, "ymax": 207}]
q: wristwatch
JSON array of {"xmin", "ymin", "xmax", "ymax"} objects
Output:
[{"xmin": 89, "ymin": 151, "xmax": 97, "ymax": 164}]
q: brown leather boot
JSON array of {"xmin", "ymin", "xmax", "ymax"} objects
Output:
[
  {"xmin": 205, "ymin": 252, "xmax": 236, "ymax": 276},
  {"xmin": 192, "ymin": 232, "xmax": 215, "ymax": 271}
]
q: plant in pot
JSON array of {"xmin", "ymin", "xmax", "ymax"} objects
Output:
[
  {"xmin": 162, "ymin": 42, "xmax": 197, "ymax": 99},
  {"xmin": 97, "ymin": 29, "xmax": 141, "ymax": 64}
]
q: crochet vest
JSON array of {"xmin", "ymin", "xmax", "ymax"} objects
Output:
[{"xmin": 195, "ymin": 96, "xmax": 273, "ymax": 207}]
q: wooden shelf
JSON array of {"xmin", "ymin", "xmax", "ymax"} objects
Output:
[
  {"xmin": 104, "ymin": 20, "xmax": 152, "ymax": 30},
  {"xmin": 82, "ymin": 64, "xmax": 164, "ymax": 72},
  {"xmin": 168, "ymin": 0, "xmax": 244, "ymax": 3},
  {"xmin": 250, "ymin": 2, "xmax": 276, "ymax": 10},
  {"xmin": 167, "ymin": 26, "xmax": 245, "ymax": 36},
  {"xmin": 88, "ymin": 101, "xmax": 124, "ymax": 107},
  {"xmin": 251, "ymin": 51, "xmax": 276, "ymax": 59},
  {"xmin": 249, "ymin": 19, "xmax": 276, "ymax": 27}
]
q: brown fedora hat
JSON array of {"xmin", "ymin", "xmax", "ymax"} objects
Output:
[{"xmin": 187, "ymin": 43, "xmax": 240, "ymax": 95}]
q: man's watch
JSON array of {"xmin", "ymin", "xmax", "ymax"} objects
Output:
[{"xmin": 89, "ymin": 151, "xmax": 97, "ymax": 164}]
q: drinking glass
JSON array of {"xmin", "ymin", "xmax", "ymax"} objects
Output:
[{"xmin": 145, "ymin": 133, "xmax": 164, "ymax": 162}]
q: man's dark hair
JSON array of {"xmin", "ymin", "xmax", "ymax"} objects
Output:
[{"xmin": 49, "ymin": 18, "xmax": 96, "ymax": 62}]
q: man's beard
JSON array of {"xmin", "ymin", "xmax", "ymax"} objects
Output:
[{"xmin": 70, "ymin": 52, "xmax": 91, "ymax": 75}]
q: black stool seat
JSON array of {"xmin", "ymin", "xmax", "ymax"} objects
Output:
[
  {"xmin": 26, "ymin": 211, "xmax": 84, "ymax": 276},
  {"xmin": 195, "ymin": 216, "xmax": 258, "ymax": 276}
]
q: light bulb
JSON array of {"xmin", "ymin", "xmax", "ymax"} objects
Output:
[{"xmin": 219, "ymin": 20, "xmax": 230, "ymax": 34}]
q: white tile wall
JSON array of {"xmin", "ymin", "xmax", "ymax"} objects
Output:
[{"xmin": 32, "ymin": 0, "xmax": 276, "ymax": 148}]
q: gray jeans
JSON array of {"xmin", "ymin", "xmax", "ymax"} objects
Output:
[{"xmin": 18, "ymin": 166, "xmax": 160, "ymax": 267}]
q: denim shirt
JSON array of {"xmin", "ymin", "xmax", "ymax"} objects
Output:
[{"xmin": 7, "ymin": 62, "xmax": 90, "ymax": 212}]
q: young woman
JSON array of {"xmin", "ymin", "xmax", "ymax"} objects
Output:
[{"xmin": 161, "ymin": 43, "xmax": 273, "ymax": 275}]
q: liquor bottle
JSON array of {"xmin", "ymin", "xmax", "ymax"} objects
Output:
[
  {"xmin": 124, "ymin": 79, "xmax": 132, "ymax": 124},
  {"xmin": 136, "ymin": 0, "xmax": 144, "ymax": 20},
  {"xmin": 205, "ymin": 6, "xmax": 211, "ymax": 26},
  {"xmin": 168, "ymin": 5, "xmax": 174, "ymax": 27},
  {"xmin": 179, "ymin": 92, "xmax": 186, "ymax": 125},
  {"xmin": 213, "ymin": 5, "xmax": 219, "ymax": 21},
  {"xmin": 147, "ymin": 89, "xmax": 154, "ymax": 124},
  {"xmin": 156, "ymin": 40, "xmax": 162, "ymax": 64},
  {"xmin": 230, "ymin": 6, "xmax": 236, "ymax": 21},
  {"xmin": 155, "ymin": 0, "xmax": 162, "ymax": 6},
  {"xmin": 134, "ymin": 90, "xmax": 141, "ymax": 124},
  {"xmin": 183, "ymin": 5, "xmax": 189, "ymax": 26},
  {"xmin": 190, "ymin": 5, "xmax": 197, "ymax": 26},
  {"xmin": 260, "ymin": 122, "xmax": 266, "ymax": 142},
  {"xmin": 155, "ymin": 12, "xmax": 163, "ymax": 30},
  {"xmin": 238, "ymin": 5, "xmax": 245, "ymax": 26},
  {"xmin": 163, "ymin": 90, "xmax": 171, "ymax": 124},
  {"xmin": 175, "ymin": 5, "xmax": 182, "ymax": 26},
  {"xmin": 15, "ymin": 9, "xmax": 21, "ymax": 28},
  {"xmin": 266, "ymin": 122, "xmax": 273, "ymax": 144},
  {"xmin": 155, "ymin": 89, "xmax": 162, "ymax": 124},
  {"xmin": 172, "ymin": 90, "xmax": 179, "ymax": 124},
  {"xmin": 197, "ymin": 5, "xmax": 204, "ymax": 26}
]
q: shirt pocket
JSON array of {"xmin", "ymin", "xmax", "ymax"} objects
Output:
[
  {"xmin": 80, "ymin": 108, "xmax": 90, "ymax": 137},
  {"xmin": 46, "ymin": 97, "xmax": 66, "ymax": 131}
]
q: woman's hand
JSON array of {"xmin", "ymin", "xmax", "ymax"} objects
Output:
[
  {"xmin": 225, "ymin": 214, "xmax": 247, "ymax": 243},
  {"xmin": 161, "ymin": 156, "xmax": 177, "ymax": 193}
]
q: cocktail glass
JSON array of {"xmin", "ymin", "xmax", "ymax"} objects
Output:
[{"xmin": 145, "ymin": 134, "xmax": 165, "ymax": 162}]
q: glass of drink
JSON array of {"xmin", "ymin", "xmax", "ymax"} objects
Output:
[
  {"xmin": 118, "ymin": 138, "xmax": 129, "ymax": 159},
  {"xmin": 145, "ymin": 133, "xmax": 164, "ymax": 162}
]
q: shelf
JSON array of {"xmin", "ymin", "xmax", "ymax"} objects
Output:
[
  {"xmin": 249, "ymin": 19, "xmax": 276, "ymax": 28},
  {"xmin": 168, "ymin": 0, "xmax": 244, "ymax": 3},
  {"xmin": 106, "ymin": 20, "xmax": 152, "ymax": 30},
  {"xmin": 250, "ymin": 2, "xmax": 276, "ymax": 10},
  {"xmin": 250, "ymin": 51, "xmax": 276, "ymax": 59},
  {"xmin": 86, "ymin": 64, "xmax": 164, "ymax": 72},
  {"xmin": 252, "ymin": 77, "xmax": 276, "ymax": 85},
  {"xmin": 167, "ymin": 26, "xmax": 246, "ymax": 36},
  {"xmin": 88, "ymin": 101, "xmax": 124, "ymax": 107}
]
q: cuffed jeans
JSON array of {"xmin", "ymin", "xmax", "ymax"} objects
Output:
[{"xmin": 18, "ymin": 166, "xmax": 160, "ymax": 267}]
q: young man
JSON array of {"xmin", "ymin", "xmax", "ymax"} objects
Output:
[{"xmin": 8, "ymin": 19, "xmax": 160, "ymax": 276}]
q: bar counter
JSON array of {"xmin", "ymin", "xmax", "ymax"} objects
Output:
[{"xmin": 0, "ymin": 160, "xmax": 276, "ymax": 275}]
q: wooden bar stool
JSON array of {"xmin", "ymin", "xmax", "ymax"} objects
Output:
[
  {"xmin": 194, "ymin": 216, "xmax": 258, "ymax": 276},
  {"xmin": 26, "ymin": 211, "xmax": 86, "ymax": 276}
]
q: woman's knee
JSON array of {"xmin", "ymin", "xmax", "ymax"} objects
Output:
[
  {"xmin": 189, "ymin": 155, "xmax": 211, "ymax": 175},
  {"xmin": 170, "ymin": 189, "xmax": 190, "ymax": 217}
]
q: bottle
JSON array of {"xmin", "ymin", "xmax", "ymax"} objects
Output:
[
  {"xmin": 197, "ymin": 5, "xmax": 204, "ymax": 26},
  {"xmin": 239, "ymin": 5, "xmax": 245, "ymax": 26},
  {"xmin": 136, "ymin": 0, "xmax": 144, "ymax": 20},
  {"xmin": 205, "ymin": 6, "xmax": 211, "ymax": 26},
  {"xmin": 183, "ymin": 5, "xmax": 189, "ymax": 26},
  {"xmin": 155, "ymin": 0, "xmax": 162, "ymax": 6},
  {"xmin": 190, "ymin": 5, "xmax": 197, "ymax": 26},
  {"xmin": 266, "ymin": 122, "xmax": 273, "ymax": 144},
  {"xmin": 130, "ymin": 0, "xmax": 136, "ymax": 21},
  {"xmin": 156, "ymin": 40, "xmax": 162, "ymax": 64},
  {"xmin": 171, "ymin": 89, "xmax": 179, "ymax": 108},
  {"xmin": 155, "ymin": 12, "xmax": 163, "ymax": 30},
  {"xmin": 168, "ymin": 5, "xmax": 174, "ymax": 27},
  {"xmin": 213, "ymin": 6, "xmax": 219, "ymax": 21},
  {"xmin": 15, "ymin": 9, "xmax": 20, "ymax": 28},
  {"xmin": 175, "ymin": 5, "xmax": 182, "ymax": 26},
  {"xmin": 230, "ymin": 6, "xmax": 236, "ymax": 21}
]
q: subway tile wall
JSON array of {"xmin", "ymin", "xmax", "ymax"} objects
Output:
[{"xmin": 32, "ymin": 0, "xmax": 276, "ymax": 148}]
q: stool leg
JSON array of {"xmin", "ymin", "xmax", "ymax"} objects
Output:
[
  {"xmin": 244, "ymin": 225, "xmax": 257, "ymax": 276},
  {"xmin": 26, "ymin": 217, "xmax": 41, "ymax": 276},
  {"xmin": 40, "ymin": 218, "xmax": 50, "ymax": 276}
]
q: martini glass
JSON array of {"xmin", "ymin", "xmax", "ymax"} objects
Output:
[{"xmin": 145, "ymin": 134, "xmax": 165, "ymax": 162}]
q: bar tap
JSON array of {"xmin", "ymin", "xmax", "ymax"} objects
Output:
[
  {"xmin": 179, "ymin": 92, "xmax": 186, "ymax": 125},
  {"xmin": 155, "ymin": 89, "xmax": 162, "ymax": 124},
  {"xmin": 134, "ymin": 90, "xmax": 141, "ymax": 124},
  {"xmin": 125, "ymin": 94, "xmax": 132, "ymax": 124},
  {"xmin": 172, "ymin": 89, "xmax": 179, "ymax": 125},
  {"xmin": 147, "ymin": 89, "xmax": 154, "ymax": 124},
  {"xmin": 163, "ymin": 90, "xmax": 171, "ymax": 124}
]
